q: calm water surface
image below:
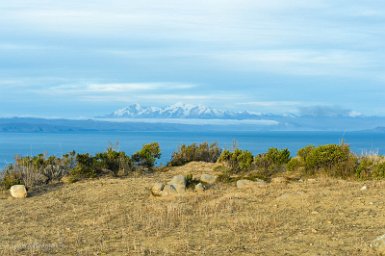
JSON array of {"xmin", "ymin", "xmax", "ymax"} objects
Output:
[{"xmin": 0, "ymin": 131, "xmax": 384, "ymax": 169}]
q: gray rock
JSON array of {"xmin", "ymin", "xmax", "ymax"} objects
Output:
[
  {"xmin": 162, "ymin": 184, "xmax": 178, "ymax": 196},
  {"xmin": 151, "ymin": 182, "xmax": 164, "ymax": 196},
  {"xmin": 236, "ymin": 179, "xmax": 264, "ymax": 189},
  {"xmin": 10, "ymin": 185, "xmax": 27, "ymax": 198},
  {"xmin": 195, "ymin": 183, "xmax": 205, "ymax": 192},
  {"xmin": 200, "ymin": 174, "xmax": 218, "ymax": 185},
  {"xmin": 371, "ymin": 234, "xmax": 385, "ymax": 253},
  {"xmin": 167, "ymin": 175, "xmax": 186, "ymax": 193}
]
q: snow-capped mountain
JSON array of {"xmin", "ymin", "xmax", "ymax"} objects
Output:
[{"xmin": 103, "ymin": 103, "xmax": 261, "ymax": 120}]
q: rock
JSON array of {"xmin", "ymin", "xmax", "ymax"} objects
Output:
[
  {"xmin": 195, "ymin": 183, "xmax": 205, "ymax": 192},
  {"xmin": 271, "ymin": 177, "xmax": 288, "ymax": 184},
  {"xmin": 360, "ymin": 185, "xmax": 368, "ymax": 191},
  {"xmin": 200, "ymin": 174, "xmax": 218, "ymax": 185},
  {"xmin": 307, "ymin": 179, "xmax": 317, "ymax": 183},
  {"xmin": 371, "ymin": 234, "xmax": 385, "ymax": 253},
  {"xmin": 167, "ymin": 175, "xmax": 186, "ymax": 193},
  {"xmin": 162, "ymin": 184, "xmax": 178, "ymax": 196},
  {"xmin": 236, "ymin": 179, "xmax": 265, "ymax": 189},
  {"xmin": 10, "ymin": 185, "xmax": 27, "ymax": 198},
  {"xmin": 151, "ymin": 182, "xmax": 164, "ymax": 196}
]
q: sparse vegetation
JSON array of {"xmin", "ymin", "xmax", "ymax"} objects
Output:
[
  {"xmin": 218, "ymin": 149, "xmax": 254, "ymax": 173},
  {"xmin": 254, "ymin": 147, "xmax": 291, "ymax": 176},
  {"xmin": 169, "ymin": 142, "xmax": 222, "ymax": 166},
  {"xmin": 3, "ymin": 141, "xmax": 385, "ymax": 191},
  {"xmin": 2, "ymin": 142, "xmax": 385, "ymax": 255},
  {"xmin": 132, "ymin": 142, "xmax": 161, "ymax": 170}
]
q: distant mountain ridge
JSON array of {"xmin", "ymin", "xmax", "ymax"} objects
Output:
[{"xmin": 102, "ymin": 103, "xmax": 260, "ymax": 120}]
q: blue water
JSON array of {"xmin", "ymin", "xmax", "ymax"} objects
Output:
[{"xmin": 0, "ymin": 131, "xmax": 384, "ymax": 169}]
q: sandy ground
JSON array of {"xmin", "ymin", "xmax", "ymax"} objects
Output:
[{"xmin": 1, "ymin": 162, "xmax": 385, "ymax": 255}]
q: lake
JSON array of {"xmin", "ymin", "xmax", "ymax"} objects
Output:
[{"xmin": 0, "ymin": 131, "xmax": 384, "ymax": 169}]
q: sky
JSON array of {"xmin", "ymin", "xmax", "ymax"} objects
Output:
[{"xmin": 0, "ymin": 0, "xmax": 385, "ymax": 118}]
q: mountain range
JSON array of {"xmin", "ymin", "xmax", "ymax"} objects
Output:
[
  {"xmin": 1, "ymin": 103, "xmax": 385, "ymax": 132},
  {"xmin": 102, "ymin": 103, "xmax": 261, "ymax": 120}
]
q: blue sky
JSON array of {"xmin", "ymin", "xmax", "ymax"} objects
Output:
[{"xmin": 0, "ymin": 0, "xmax": 384, "ymax": 118}]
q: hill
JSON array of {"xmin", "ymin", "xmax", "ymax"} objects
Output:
[{"xmin": 1, "ymin": 162, "xmax": 384, "ymax": 255}]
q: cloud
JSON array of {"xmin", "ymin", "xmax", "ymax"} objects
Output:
[
  {"xmin": 44, "ymin": 82, "xmax": 196, "ymax": 94},
  {"xmin": 237, "ymin": 101, "xmax": 301, "ymax": 107},
  {"xmin": 213, "ymin": 49, "xmax": 379, "ymax": 76},
  {"xmin": 297, "ymin": 105, "xmax": 362, "ymax": 117}
]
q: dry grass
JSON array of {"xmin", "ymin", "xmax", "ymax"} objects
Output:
[{"xmin": 1, "ymin": 162, "xmax": 385, "ymax": 255}]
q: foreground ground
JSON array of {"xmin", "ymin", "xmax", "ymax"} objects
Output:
[{"xmin": 1, "ymin": 162, "xmax": 385, "ymax": 255}]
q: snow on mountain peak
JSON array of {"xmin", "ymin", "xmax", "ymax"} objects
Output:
[{"xmin": 105, "ymin": 103, "xmax": 259, "ymax": 120}]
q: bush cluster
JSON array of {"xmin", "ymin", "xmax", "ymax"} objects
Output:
[
  {"xmin": 289, "ymin": 144, "xmax": 358, "ymax": 178},
  {"xmin": 254, "ymin": 148, "xmax": 291, "ymax": 176},
  {"xmin": 3, "ymin": 140, "xmax": 385, "ymax": 191},
  {"xmin": 169, "ymin": 142, "xmax": 222, "ymax": 166},
  {"xmin": 218, "ymin": 149, "xmax": 254, "ymax": 173},
  {"xmin": 0, "ymin": 143, "xmax": 161, "ymax": 190}
]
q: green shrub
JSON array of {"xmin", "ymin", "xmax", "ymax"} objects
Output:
[
  {"xmin": 132, "ymin": 142, "xmax": 161, "ymax": 169},
  {"xmin": 373, "ymin": 162, "xmax": 385, "ymax": 178},
  {"xmin": 300, "ymin": 144, "xmax": 357, "ymax": 177},
  {"xmin": 95, "ymin": 147, "xmax": 133, "ymax": 176},
  {"xmin": 254, "ymin": 148, "xmax": 291, "ymax": 176},
  {"xmin": 70, "ymin": 153, "xmax": 99, "ymax": 180},
  {"xmin": 286, "ymin": 157, "xmax": 304, "ymax": 172},
  {"xmin": 0, "ymin": 167, "xmax": 23, "ymax": 189},
  {"xmin": 356, "ymin": 157, "xmax": 374, "ymax": 179},
  {"xmin": 218, "ymin": 149, "xmax": 254, "ymax": 173},
  {"xmin": 169, "ymin": 142, "xmax": 222, "ymax": 166}
]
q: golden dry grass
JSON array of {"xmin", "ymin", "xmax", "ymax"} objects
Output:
[{"xmin": 1, "ymin": 162, "xmax": 385, "ymax": 255}]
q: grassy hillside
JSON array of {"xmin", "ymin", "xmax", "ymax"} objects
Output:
[{"xmin": 1, "ymin": 162, "xmax": 384, "ymax": 255}]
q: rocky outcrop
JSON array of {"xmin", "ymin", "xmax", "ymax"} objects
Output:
[
  {"xmin": 167, "ymin": 175, "xmax": 186, "ymax": 193},
  {"xmin": 162, "ymin": 184, "xmax": 178, "ymax": 196},
  {"xmin": 200, "ymin": 174, "xmax": 217, "ymax": 185},
  {"xmin": 151, "ymin": 182, "xmax": 165, "ymax": 196}
]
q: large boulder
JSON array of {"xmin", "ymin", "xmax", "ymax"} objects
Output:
[
  {"xmin": 371, "ymin": 234, "xmax": 385, "ymax": 253},
  {"xmin": 200, "ymin": 174, "xmax": 218, "ymax": 185},
  {"xmin": 236, "ymin": 179, "xmax": 265, "ymax": 189},
  {"xmin": 162, "ymin": 184, "xmax": 178, "ymax": 196},
  {"xmin": 10, "ymin": 185, "xmax": 27, "ymax": 198},
  {"xmin": 151, "ymin": 182, "xmax": 164, "ymax": 196},
  {"xmin": 167, "ymin": 175, "xmax": 186, "ymax": 193}
]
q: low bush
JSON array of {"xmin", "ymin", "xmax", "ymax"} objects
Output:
[
  {"xmin": 299, "ymin": 144, "xmax": 357, "ymax": 177},
  {"xmin": 254, "ymin": 148, "xmax": 291, "ymax": 176},
  {"xmin": 132, "ymin": 142, "xmax": 161, "ymax": 169},
  {"xmin": 0, "ymin": 166, "xmax": 23, "ymax": 189},
  {"xmin": 356, "ymin": 156, "xmax": 385, "ymax": 179},
  {"xmin": 69, "ymin": 153, "xmax": 98, "ymax": 180},
  {"xmin": 94, "ymin": 147, "xmax": 133, "ymax": 176},
  {"xmin": 286, "ymin": 157, "xmax": 305, "ymax": 173},
  {"xmin": 168, "ymin": 142, "xmax": 222, "ymax": 166},
  {"xmin": 218, "ymin": 149, "xmax": 254, "ymax": 173}
]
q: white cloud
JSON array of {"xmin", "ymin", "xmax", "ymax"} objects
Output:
[
  {"xmin": 41, "ymin": 82, "xmax": 196, "ymax": 95},
  {"xmin": 237, "ymin": 101, "xmax": 301, "ymax": 107},
  {"xmin": 213, "ymin": 49, "xmax": 378, "ymax": 76}
]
